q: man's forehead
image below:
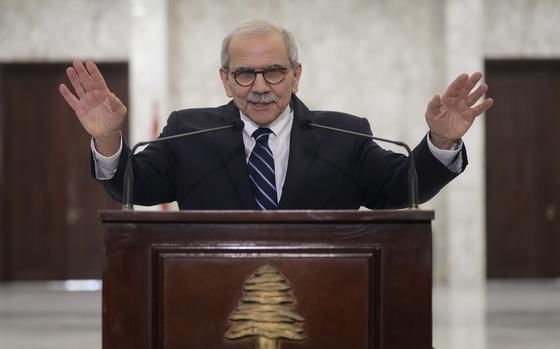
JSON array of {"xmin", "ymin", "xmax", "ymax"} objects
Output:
[
  {"xmin": 228, "ymin": 33, "xmax": 290, "ymax": 67},
  {"xmin": 229, "ymin": 31, "xmax": 284, "ymax": 45}
]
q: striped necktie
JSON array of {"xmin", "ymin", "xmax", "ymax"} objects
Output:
[{"xmin": 248, "ymin": 128, "xmax": 278, "ymax": 210}]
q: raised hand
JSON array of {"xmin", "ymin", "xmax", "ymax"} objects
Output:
[
  {"xmin": 425, "ymin": 72, "xmax": 494, "ymax": 149},
  {"xmin": 59, "ymin": 60, "xmax": 126, "ymax": 155}
]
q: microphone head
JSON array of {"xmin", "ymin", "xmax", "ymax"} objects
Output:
[
  {"xmin": 299, "ymin": 118, "xmax": 312, "ymax": 129},
  {"xmin": 231, "ymin": 119, "xmax": 245, "ymax": 131}
]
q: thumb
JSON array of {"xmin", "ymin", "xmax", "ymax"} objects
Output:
[
  {"xmin": 427, "ymin": 94, "xmax": 442, "ymax": 111},
  {"xmin": 107, "ymin": 93, "xmax": 127, "ymax": 115}
]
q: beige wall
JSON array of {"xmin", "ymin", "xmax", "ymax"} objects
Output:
[
  {"xmin": 0, "ymin": 0, "xmax": 129, "ymax": 62},
  {"xmin": 169, "ymin": 0, "xmax": 445, "ymax": 145},
  {"xmin": 485, "ymin": 0, "xmax": 560, "ymax": 58}
]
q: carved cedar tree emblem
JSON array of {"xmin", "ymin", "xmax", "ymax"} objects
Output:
[{"xmin": 224, "ymin": 264, "xmax": 306, "ymax": 349}]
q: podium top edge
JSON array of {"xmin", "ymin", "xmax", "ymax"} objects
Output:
[{"xmin": 99, "ymin": 209, "xmax": 434, "ymax": 223}]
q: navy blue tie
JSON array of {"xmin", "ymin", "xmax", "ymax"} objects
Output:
[{"xmin": 248, "ymin": 128, "xmax": 278, "ymax": 210}]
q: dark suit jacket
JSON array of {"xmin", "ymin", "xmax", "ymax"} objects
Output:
[{"xmin": 96, "ymin": 95, "xmax": 466, "ymax": 210}]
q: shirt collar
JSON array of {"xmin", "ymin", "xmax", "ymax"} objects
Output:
[{"xmin": 240, "ymin": 106, "xmax": 292, "ymax": 138}]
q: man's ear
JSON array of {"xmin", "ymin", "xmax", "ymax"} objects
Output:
[
  {"xmin": 291, "ymin": 63, "xmax": 302, "ymax": 94},
  {"xmin": 219, "ymin": 68, "xmax": 234, "ymax": 97}
]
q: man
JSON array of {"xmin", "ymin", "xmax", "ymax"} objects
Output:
[{"xmin": 59, "ymin": 21, "xmax": 493, "ymax": 210}]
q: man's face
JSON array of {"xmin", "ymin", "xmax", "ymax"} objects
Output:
[{"xmin": 220, "ymin": 33, "xmax": 302, "ymax": 126}]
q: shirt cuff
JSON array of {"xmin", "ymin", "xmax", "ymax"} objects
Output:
[
  {"xmin": 90, "ymin": 134, "xmax": 123, "ymax": 180},
  {"xmin": 426, "ymin": 132, "xmax": 463, "ymax": 173}
]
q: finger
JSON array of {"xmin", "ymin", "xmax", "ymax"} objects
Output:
[
  {"xmin": 466, "ymin": 83, "xmax": 488, "ymax": 106},
  {"xmin": 66, "ymin": 67, "xmax": 86, "ymax": 98},
  {"xmin": 470, "ymin": 98, "xmax": 494, "ymax": 117},
  {"xmin": 460, "ymin": 71, "xmax": 483, "ymax": 98},
  {"xmin": 59, "ymin": 83, "xmax": 82, "ymax": 113},
  {"xmin": 73, "ymin": 59, "xmax": 93, "ymax": 91},
  {"xmin": 443, "ymin": 73, "xmax": 469, "ymax": 97},
  {"xmin": 85, "ymin": 61, "xmax": 109, "ymax": 91},
  {"xmin": 107, "ymin": 93, "xmax": 127, "ymax": 115}
]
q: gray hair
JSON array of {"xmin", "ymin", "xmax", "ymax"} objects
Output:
[{"xmin": 221, "ymin": 21, "xmax": 299, "ymax": 70}]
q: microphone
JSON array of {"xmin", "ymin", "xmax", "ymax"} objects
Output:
[
  {"xmin": 122, "ymin": 119, "xmax": 244, "ymax": 210},
  {"xmin": 300, "ymin": 119, "xmax": 419, "ymax": 209}
]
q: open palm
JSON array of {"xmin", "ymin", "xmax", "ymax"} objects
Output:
[
  {"xmin": 426, "ymin": 72, "xmax": 494, "ymax": 148},
  {"xmin": 59, "ymin": 60, "xmax": 126, "ymax": 140}
]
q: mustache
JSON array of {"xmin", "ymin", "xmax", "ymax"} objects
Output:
[{"xmin": 246, "ymin": 92, "xmax": 277, "ymax": 104}]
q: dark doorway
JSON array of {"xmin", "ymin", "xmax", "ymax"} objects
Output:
[
  {"xmin": 0, "ymin": 63, "xmax": 128, "ymax": 280},
  {"xmin": 485, "ymin": 59, "xmax": 560, "ymax": 278}
]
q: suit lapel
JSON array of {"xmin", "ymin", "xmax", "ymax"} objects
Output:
[
  {"xmin": 279, "ymin": 95, "xmax": 322, "ymax": 208},
  {"xmin": 216, "ymin": 102, "xmax": 257, "ymax": 209}
]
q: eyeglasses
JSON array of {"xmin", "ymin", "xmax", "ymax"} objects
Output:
[{"xmin": 229, "ymin": 66, "xmax": 289, "ymax": 86}]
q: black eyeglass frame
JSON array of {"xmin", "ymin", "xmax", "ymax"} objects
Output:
[{"xmin": 228, "ymin": 66, "xmax": 290, "ymax": 86}]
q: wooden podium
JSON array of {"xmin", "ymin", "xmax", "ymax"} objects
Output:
[{"xmin": 100, "ymin": 210, "xmax": 434, "ymax": 349}]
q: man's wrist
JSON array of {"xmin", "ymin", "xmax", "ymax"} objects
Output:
[
  {"xmin": 93, "ymin": 132, "xmax": 121, "ymax": 157},
  {"xmin": 91, "ymin": 135, "xmax": 122, "ymax": 180},
  {"xmin": 429, "ymin": 131, "xmax": 459, "ymax": 150}
]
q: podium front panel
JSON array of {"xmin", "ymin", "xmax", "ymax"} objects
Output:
[{"xmin": 101, "ymin": 210, "xmax": 433, "ymax": 349}]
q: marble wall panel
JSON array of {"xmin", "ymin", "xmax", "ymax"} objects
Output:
[
  {"xmin": 484, "ymin": 0, "xmax": 560, "ymax": 57},
  {"xmin": 168, "ymin": 0, "xmax": 445, "ymax": 145},
  {"xmin": 0, "ymin": 0, "xmax": 130, "ymax": 62},
  {"xmin": 445, "ymin": 0, "xmax": 486, "ymax": 291}
]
